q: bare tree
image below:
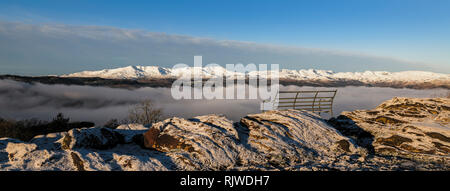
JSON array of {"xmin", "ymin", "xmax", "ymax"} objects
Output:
[{"xmin": 127, "ymin": 99, "xmax": 163, "ymax": 125}]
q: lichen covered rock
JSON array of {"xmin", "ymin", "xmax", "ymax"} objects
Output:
[
  {"xmin": 142, "ymin": 115, "xmax": 261, "ymax": 170},
  {"xmin": 330, "ymin": 97, "xmax": 450, "ymax": 163},
  {"xmin": 239, "ymin": 110, "xmax": 362, "ymax": 168}
]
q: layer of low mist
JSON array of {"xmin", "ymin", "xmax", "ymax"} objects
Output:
[{"xmin": 0, "ymin": 79, "xmax": 447, "ymax": 125}]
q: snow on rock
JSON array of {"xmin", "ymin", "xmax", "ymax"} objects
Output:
[
  {"xmin": 143, "ymin": 114, "xmax": 262, "ymax": 170},
  {"xmin": 31, "ymin": 132, "xmax": 67, "ymax": 150},
  {"xmin": 115, "ymin": 124, "xmax": 148, "ymax": 144},
  {"xmin": 61, "ymin": 127, "xmax": 124, "ymax": 150},
  {"xmin": 0, "ymin": 138, "xmax": 70, "ymax": 170},
  {"xmin": 329, "ymin": 97, "xmax": 450, "ymax": 163},
  {"xmin": 116, "ymin": 123, "xmax": 148, "ymax": 130},
  {"xmin": 5, "ymin": 141, "xmax": 38, "ymax": 162},
  {"xmin": 239, "ymin": 110, "xmax": 361, "ymax": 167},
  {"xmin": 1, "ymin": 103, "xmax": 449, "ymax": 171}
]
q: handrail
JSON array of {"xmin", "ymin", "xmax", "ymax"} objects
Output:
[
  {"xmin": 278, "ymin": 100, "xmax": 332, "ymax": 104},
  {"xmin": 278, "ymin": 104, "xmax": 332, "ymax": 107},
  {"xmin": 279, "ymin": 90, "xmax": 337, "ymax": 93},
  {"xmin": 278, "ymin": 96, "xmax": 334, "ymax": 99},
  {"xmin": 262, "ymin": 89, "xmax": 337, "ymax": 116}
]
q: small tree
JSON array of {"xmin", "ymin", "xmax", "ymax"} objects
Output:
[
  {"xmin": 52, "ymin": 113, "xmax": 69, "ymax": 127},
  {"xmin": 127, "ymin": 99, "xmax": 162, "ymax": 126}
]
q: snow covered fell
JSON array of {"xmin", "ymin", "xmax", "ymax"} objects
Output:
[{"xmin": 62, "ymin": 65, "xmax": 450, "ymax": 84}]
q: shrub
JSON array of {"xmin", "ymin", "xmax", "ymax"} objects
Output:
[
  {"xmin": 0, "ymin": 118, "xmax": 43, "ymax": 141},
  {"xmin": 127, "ymin": 99, "xmax": 162, "ymax": 126}
]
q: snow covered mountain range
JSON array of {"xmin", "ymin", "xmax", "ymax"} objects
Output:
[{"xmin": 62, "ymin": 65, "xmax": 450, "ymax": 85}]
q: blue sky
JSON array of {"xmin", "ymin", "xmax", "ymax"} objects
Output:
[{"xmin": 0, "ymin": 0, "xmax": 449, "ymax": 75}]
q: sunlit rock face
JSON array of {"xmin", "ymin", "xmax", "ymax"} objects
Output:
[
  {"xmin": 329, "ymin": 97, "xmax": 449, "ymax": 164},
  {"xmin": 238, "ymin": 110, "xmax": 362, "ymax": 169},
  {"xmin": 0, "ymin": 99, "xmax": 449, "ymax": 171},
  {"xmin": 142, "ymin": 115, "xmax": 263, "ymax": 170},
  {"xmin": 140, "ymin": 112, "xmax": 363, "ymax": 170}
]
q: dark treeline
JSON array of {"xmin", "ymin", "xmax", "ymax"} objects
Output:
[
  {"xmin": 2, "ymin": 75, "xmax": 449, "ymax": 90},
  {"xmin": 0, "ymin": 99, "xmax": 162, "ymax": 141},
  {"xmin": 0, "ymin": 113, "xmax": 94, "ymax": 141}
]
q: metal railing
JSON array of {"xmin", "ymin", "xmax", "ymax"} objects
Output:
[{"xmin": 262, "ymin": 90, "xmax": 337, "ymax": 116}]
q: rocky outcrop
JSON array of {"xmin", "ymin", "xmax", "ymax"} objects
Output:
[
  {"xmin": 60, "ymin": 127, "xmax": 125, "ymax": 150},
  {"xmin": 238, "ymin": 110, "xmax": 362, "ymax": 169},
  {"xmin": 329, "ymin": 97, "xmax": 449, "ymax": 164},
  {"xmin": 115, "ymin": 124, "xmax": 148, "ymax": 144},
  {"xmin": 142, "ymin": 115, "xmax": 261, "ymax": 170},
  {"xmin": 0, "ymin": 100, "xmax": 449, "ymax": 171}
]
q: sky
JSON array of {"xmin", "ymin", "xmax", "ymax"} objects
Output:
[{"xmin": 0, "ymin": 0, "xmax": 449, "ymax": 75}]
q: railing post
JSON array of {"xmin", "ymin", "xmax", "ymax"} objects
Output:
[
  {"xmin": 318, "ymin": 98, "xmax": 322, "ymax": 114},
  {"xmin": 330, "ymin": 90, "xmax": 337, "ymax": 116},
  {"xmin": 273, "ymin": 92, "xmax": 279, "ymax": 110},
  {"xmin": 293, "ymin": 92, "xmax": 300, "ymax": 110},
  {"xmin": 312, "ymin": 91, "xmax": 319, "ymax": 113}
]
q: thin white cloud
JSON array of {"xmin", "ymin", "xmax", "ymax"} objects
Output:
[{"xmin": 0, "ymin": 20, "xmax": 444, "ymax": 75}]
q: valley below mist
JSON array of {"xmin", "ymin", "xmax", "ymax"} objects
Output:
[{"xmin": 0, "ymin": 79, "xmax": 448, "ymax": 126}]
